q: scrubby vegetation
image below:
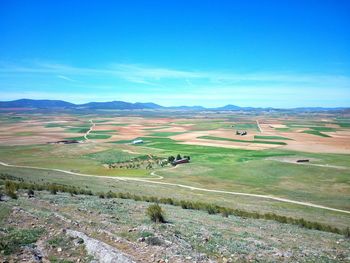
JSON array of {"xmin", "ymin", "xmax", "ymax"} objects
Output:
[
  {"xmin": 0, "ymin": 175, "xmax": 347, "ymax": 237},
  {"xmin": 0, "ymin": 227, "xmax": 44, "ymax": 255},
  {"xmin": 0, "ymin": 173, "xmax": 93, "ymax": 196}
]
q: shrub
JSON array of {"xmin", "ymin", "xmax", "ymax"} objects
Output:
[
  {"xmin": 85, "ymin": 190, "xmax": 93, "ymax": 195},
  {"xmin": 159, "ymin": 198, "xmax": 174, "ymax": 205},
  {"xmin": 27, "ymin": 189, "xmax": 34, "ymax": 198},
  {"xmin": 106, "ymin": 191, "xmax": 115, "ymax": 198},
  {"xmin": 47, "ymin": 236, "xmax": 66, "ymax": 248},
  {"xmin": 5, "ymin": 180, "xmax": 17, "ymax": 199},
  {"xmin": 145, "ymin": 236, "xmax": 163, "ymax": 246},
  {"xmin": 48, "ymin": 184, "xmax": 58, "ymax": 195},
  {"xmin": 180, "ymin": 200, "xmax": 189, "ymax": 209},
  {"xmin": 140, "ymin": 231, "xmax": 154, "ymax": 238},
  {"xmin": 146, "ymin": 204, "xmax": 165, "ymax": 223},
  {"xmin": 221, "ymin": 208, "xmax": 230, "ymax": 217},
  {"xmin": 206, "ymin": 204, "xmax": 219, "ymax": 215},
  {"xmin": 345, "ymin": 227, "xmax": 350, "ymax": 238}
]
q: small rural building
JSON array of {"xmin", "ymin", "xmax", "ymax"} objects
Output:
[
  {"xmin": 236, "ymin": 130, "xmax": 247, "ymax": 136},
  {"xmin": 132, "ymin": 139, "xmax": 144, "ymax": 145},
  {"xmin": 172, "ymin": 158, "xmax": 190, "ymax": 166},
  {"xmin": 296, "ymin": 159, "xmax": 309, "ymax": 163}
]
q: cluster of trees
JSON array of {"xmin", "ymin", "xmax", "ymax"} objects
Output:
[
  {"xmin": 108, "ymin": 163, "xmax": 142, "ymax": 169},
  {"xmin": 167, "ymin": 154, "xmax": 191, "ymax": 163},
  {"xmin": 107, "ymin": 155, "xmax": 164, "ymax": 170},
  {"xmin": 107, "ymin": 154, "xmax": 191, "ymax": 170},
  {"xmin": 1, "ymin": 178, "xmax": 349, "ymax": 237}
]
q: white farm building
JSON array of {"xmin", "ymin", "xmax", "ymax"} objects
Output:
[{"xmin": 132, "ymin": 139, "xmax": 144, "ymax": 145}]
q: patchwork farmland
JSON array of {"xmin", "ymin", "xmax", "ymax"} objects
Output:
[{"xmin": 1, "ymin": 109, "xmax": 350, "ymax": 262}]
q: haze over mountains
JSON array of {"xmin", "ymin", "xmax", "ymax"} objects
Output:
[{"xmin": 0, "ymin": 99, "xmax": 347, "ymax": 111}]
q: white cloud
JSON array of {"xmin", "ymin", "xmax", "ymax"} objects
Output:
[
  {"xmin": 57, "ymin": 75, "xmax": 76, "ymax": 82},
  {"xmin": 0, "ymin": 60, "xmax": 349, "ymax": 107},
  {"xmin": 1, "ymin": 61, "xmax": 349, "ymax": 88}
]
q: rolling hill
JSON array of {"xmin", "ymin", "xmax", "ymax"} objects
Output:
[{"xmin": 0, "ymin": 99, "xmax": 347, "ymax": 111}]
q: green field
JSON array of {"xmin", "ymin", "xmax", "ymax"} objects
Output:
[
  {"xmin": 110, "ymin": 139, "xmax": 134, "ymax": 144},
  {"xmin": 199, "ymin": 135, "xmax": 287, "ymax": 145},
  {"xmin": 65, "ymin": 136, "xmax": 86, "ymax": 141},
  {"xmin": 254, "ymin": 135, "xmax": 292, "ymax": 140},
  {"xmin": 149, "ymin": 132, "xmax": 185, "ymax": 137},
  {"xmin": 302, "ymin": 130, "xmax": 331, "ymax": 137},
  {"xmin": 64, "ymin": 127, "xmax": 90, "ymax": 133},
  {"xmin": 90, "ymin": 130, "xmax": 116, "ymax": 133},
  {"xmin": 232, "ymin": 123, "xmax": 259, "ymax": 131},
  {"xmin": 86, "ymin": 134, "xmax": 112, "ymax": 139},
  {"xmin": 44, "ymin": 123, "xmax": 66, "ymax": 128},
  {"xmin": 337, "ymin": 122, "xmax": 350, "ymax": 128}
]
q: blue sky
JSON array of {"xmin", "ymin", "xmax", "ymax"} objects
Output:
[{"xmin": 0, "ymin": 0, "xmax": 349, "ymax": 107}]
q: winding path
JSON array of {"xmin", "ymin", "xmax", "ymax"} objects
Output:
[
  {"xmin": 0, "ymin": 160, "xmax": 349, "ymax": 215},
  {"xmin": 256, "ymin": 119, "xmax": 263, "ymax": 133},
  {"xmin": 84, "ymin": 119, "xmax": 95, "ymax": 140}
]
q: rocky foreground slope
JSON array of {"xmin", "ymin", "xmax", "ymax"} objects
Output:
[{"xmin": 0, "ymin": 190, "xmax": 349, "ymax": 262}]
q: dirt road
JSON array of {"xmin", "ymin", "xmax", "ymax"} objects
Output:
[
  {"xmin": 256, "ymin": 119, "xmax": 263, "ymax": 133},
  {"xmin": 84, "ymin": 119, "xmax": 95, "ymax": 140},
  {"xmin": 0, "ymin": 160, "xmax": 349, "ymax": 215}
]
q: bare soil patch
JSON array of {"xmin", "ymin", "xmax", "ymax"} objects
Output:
[{"xmin": 280, "ymin": 132, "xmax": 350, "ymax": 154}]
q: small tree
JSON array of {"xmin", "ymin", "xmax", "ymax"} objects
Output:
[
  {"xmin": 146, "ymin": 204, "xmax": 165, "ymax": 223},
  {"xmin": 176, "ymin": 154, "xmax": 182, "ymax": 160},
  {"xmin": 168, "ymin": 156, "xmax": 175, "ymax": 162}
]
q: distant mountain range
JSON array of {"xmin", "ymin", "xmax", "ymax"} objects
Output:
[{"xmin": 0, "ymin": 99, "xmax": 347, "ymax": 111}]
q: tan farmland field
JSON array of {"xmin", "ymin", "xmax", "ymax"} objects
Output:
[{"xmin": 1, "ymin": 113, "xmax": 350, "ymax": 153}]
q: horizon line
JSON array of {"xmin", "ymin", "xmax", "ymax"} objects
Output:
[{"xmin": 0, "ymin": 98, "xmax": 348, "ymax": 110}]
